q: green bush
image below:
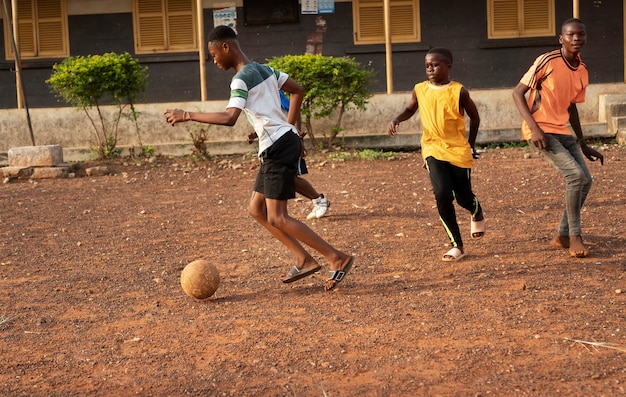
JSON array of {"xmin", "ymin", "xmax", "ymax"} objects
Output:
[
  {"xmin": 267, "ymin": 54, "xmax": 375, "ymax": 149},
  {"xmin": 46, "ymin": 52, "xmax": 148, "ymax": 159}
]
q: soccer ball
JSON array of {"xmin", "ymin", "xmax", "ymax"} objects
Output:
[{"xmin": 180, "ymin": 260, "xmax": 220, "ymax": 299}]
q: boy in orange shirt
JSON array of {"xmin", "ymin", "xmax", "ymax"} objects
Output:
[{"xmin": 512, "ymin": 18, "xmax": 603, "ymax": 258}]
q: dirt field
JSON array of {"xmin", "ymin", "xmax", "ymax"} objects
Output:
[{"xmin": 1, "ymin": 144, "xmax": 625, "ymax": 396}]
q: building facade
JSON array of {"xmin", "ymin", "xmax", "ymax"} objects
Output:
[{"xmin": 0, "ymin": 0, "xmax": 623, "ymax": 109}]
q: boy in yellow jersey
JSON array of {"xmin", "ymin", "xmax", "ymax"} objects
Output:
[
  {"xmin": 387, "ymin": 47, "xmax": 484, "ymax": 262},
  {"xmin": 512, "ymin": 18, "xmax": 603, "ymax": 258}
]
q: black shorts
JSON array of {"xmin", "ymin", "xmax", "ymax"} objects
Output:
[
  {"xmin": 297, "ymin": 157, "xmax": 308, "ymax": 176},
  {"xmin": 253, "ymin": 131, "xmax": 300, "ymax": 200}
]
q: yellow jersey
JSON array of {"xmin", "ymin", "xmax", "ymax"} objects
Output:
[{"xmin": 415, "ymin": 80, "xmax": 474, "ymax": 169}]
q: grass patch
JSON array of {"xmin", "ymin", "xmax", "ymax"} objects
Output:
[
  {"xmin": 484, "ymin": 141, "xmax": 529, "ymax": 149},
  {"xmin": 329, "ymin": 149, "xmax": 396, "ymax": 161}
]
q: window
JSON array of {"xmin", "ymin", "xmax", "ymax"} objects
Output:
[
  {"xmin": 133, "ymin": 0, "xmax": 197, "ymax": 54},
  {"xmin": 353, "ymin": 0, "xmax": 420, "ymax": 45},
  {"xmin": 487, "ymin": 0, "xmax": 555, "ymax": 39},
  {"xmin": 243, "ymin": 0, "xmax": 299, "ymax": 25},
  {"xmin": 2, "ymin": 0, "xmax": 69, "ymax": 60}
]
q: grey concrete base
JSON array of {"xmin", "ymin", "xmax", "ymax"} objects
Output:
[
  {"xmin": 1, "ymin": 166, "xmax": 33, "ymax": 178},
  {"xmin": 31, "ymin": 166, "xmax": 72, "ymax": 179},
  {"xmin": 1, "ymin": 165, "xmax": 72, "ymax": 179},
  {"xmin": 8, "ymin": 144, "xmax": 64, "ymax": 167}
]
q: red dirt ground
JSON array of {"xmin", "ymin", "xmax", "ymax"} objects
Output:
[{"xmin": 1, "ymin": 144, "xmax": 625, "ymax": 396}]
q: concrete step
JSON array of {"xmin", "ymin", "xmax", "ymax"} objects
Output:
[
  {"xmin": 599, "ymin": 93, "xmax": 626, "ymax": 122},
  {"xmin": 1, "ymin": 164, "xmax": 73, "ymax": 180},
  {"xmin": 8, "ymin": 144, "xmax": 63, "ymax": 167},
  {"xmin": 610, "ymin": 116, "xmax": 626, "ymax": 134},
  {"xmin": 607, "ymin": 102, "xmax": 626, "ymax": 120}
]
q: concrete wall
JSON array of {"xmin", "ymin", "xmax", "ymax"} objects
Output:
[{"xmin": 1, "ymin": 83, "xmax": 625, "ymax": 162}]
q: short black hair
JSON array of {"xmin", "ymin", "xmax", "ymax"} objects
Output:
[
  {"xmin": 208, "ymin": 25, "xmax": 237, "ymax": 43},
  {"xmin": 561, "ymin": 18, "xmax": 585, "ymax": 32},
  {"xmin": 427, "ymin": 47, "xmax": 453, "ymax": 64}
]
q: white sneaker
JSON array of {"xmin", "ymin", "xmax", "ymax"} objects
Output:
[{"xmin": 306, "ymin": 195, "xmax": 330, "ymax": 219}]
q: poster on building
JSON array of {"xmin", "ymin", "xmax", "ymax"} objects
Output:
[
  {"xmin": 302, "ymin": 0, "xmax": 318, "ymax": 15},
  {"xmin": 318, "ymin": 0, "xmax": 335, "ymax": 14},
  {"xmin": 213, "ymin": 3, "xmax": 238, "ymax": 33}
]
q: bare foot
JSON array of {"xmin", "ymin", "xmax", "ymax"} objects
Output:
[
  {"xmin": 329, "ymin": 254, "xmax": 354, "ymax": 272},
  {"xmin": 568, "ymin": 235, "xmax": 589, "ymax": 258},
  {"xmin": 325, "ymin": 255, "xmax": 355, "ymax": 291},
  {"xmin": 549, "ymin": 234, "xmax": 570, "ymax": 249},
  {"xmin": 298, "ymin": 258, "xmax": 320, "ymax": 269}
]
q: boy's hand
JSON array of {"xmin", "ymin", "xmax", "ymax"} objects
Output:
[
  {"xmin": 164, "ymin": 108, "xmax": 184, "ymax": 126},
  {"xmin": 530, "ymin": 128, "xmax": 547, "ymax": 150},
  {"xmin": 581, "ymin": 144, "xmax": 604, "ymax": 165},
  {"xmin": 387, "ymin": 120, "xmax": 399, "ymax": 137},
  {"xmin": 247, "ymin": 132, "xmax": 258, "ymax": 144},
  {"xmin": 297, "ymin": 129, "xmax": 308, "ymax": 157}
]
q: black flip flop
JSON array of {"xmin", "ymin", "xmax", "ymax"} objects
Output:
[
  {"xmin": 325, "ymin": 256, "xmax": 355, "ymax": 291},
  {"xmin": 282, "ymin": 264, "xmax": 322, "ymax": 283}
]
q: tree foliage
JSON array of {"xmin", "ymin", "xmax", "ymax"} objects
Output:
[
  {"xmin": 46, "ymin": 52, "xmax": 148, "ymax": 158},
  {"xmin": 267, "ymin": 54, "xmax": 375, "ymax": 148}
]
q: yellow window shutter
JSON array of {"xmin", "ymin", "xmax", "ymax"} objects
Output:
[
  {"xmin": 489, "ymin": 0, "xmax": 554, "ymax": 39},
  {"xmin": 4, "ymin": 0, "xmax": 67, "ymax": 59},
  {"xmin": 355, "ymin": 0, "xmax": 419, "ymax": 44},
  {"xmin": 135, "ymin": 0, "xmax": 167, "ymax": 52},
  {"xmin": 37, "ymin": 0, "xmax": 67, "ymax": 56},
  {"xmin": 134, "ymin": 0, "xmax": 196, "ymax": 53},
  {"xmin": 489, "ymin": 0, "xmax": 519, "ymax": 38},
  {"xmin": 522, "ymin": 0, "xmax": 553, "ymax": 35},
  {"xmin": 390, "ymin": 2, "xmax": 417, "ymax": 40},
  {"xmin": 166, "ymin": 0, "xmax": 196, "ymax": 49},
  {"xmin": 3, "ymin": 0, "xmax": 36, "ymax": 57},
  {"xmin": 356, "ymin": 1, "xmax": 383, "ymax": 42}
]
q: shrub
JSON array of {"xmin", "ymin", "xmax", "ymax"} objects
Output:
[
  {"xmin": 189, "ymin": 125, "xmax": 211, "ymax": 159},
  {"xmin": 46, "ymin": 52, "xmax": 148, "ymax": 159},
  {"xmin": 267, "ymin": 54, "xmax": 375, "ymax": 149}
]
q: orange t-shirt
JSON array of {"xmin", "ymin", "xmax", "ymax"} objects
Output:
[
  {"xmin": 519, "ymin": 49, "xmax": 588, "ymax": 140},
  {"xmin": 415, "ymin": 81, "xmax": 474, "ymax": 169}
]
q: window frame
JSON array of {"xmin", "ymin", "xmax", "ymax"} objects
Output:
[
  {"xmin": 487, "ymin": 0, "xmax": 555, "ymax": 39},
  {"xmin": 2, "ymin": 0, "xmax": 69, "ymax": 60},
  {"xmin": 352, "ymin": 0, "xmax": 421, "ymax": 45},
  {"xmin": 132, "ymin": 0, "xmax": 198, "ymax": 55}
]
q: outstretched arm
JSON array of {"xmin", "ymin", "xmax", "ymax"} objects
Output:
[
  {"xmin": 460, "ymin": 87, "xmax": 480, "ymax": 156},
  {"xmin": 387, "ymin": 90, "xmax": 418, "ymax": 137},
  {"xmin": 164, "ymin": 107, "xmax": 242, "ymax": 127},
  {"xmin": 569, "ymin": 103, "xmax": 604, "ymax": 165},
  {"xmin": 512, "ymin": 83, "xmax": 547, "ymax": 150}
]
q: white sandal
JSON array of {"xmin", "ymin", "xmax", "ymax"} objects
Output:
[
  {"xmin": 442, "ymin": 247, "xmax": 465, "ymax": 262},
  {"xmin": 470, "ymin": 217, "xmax": 486, "ymax": 239}
]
